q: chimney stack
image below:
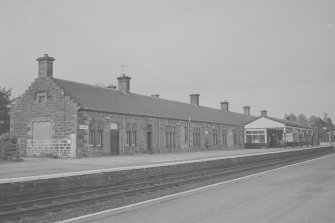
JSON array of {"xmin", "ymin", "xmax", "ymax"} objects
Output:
[
  {"xmin": 243, "ymin": 105, "xmax": 251, "ymax": 116},
  {"xmin": 151, "ymin": 94, "xmax": 160, "ymax": 98},
  {"xmin": 117, "ymin": 74, "xmax": 131, "ymax": 93},
  {"xmin": 261, "ymin": 109, "xmax": 268, "ymax": 117},
  {"xmin": 190, "ymin": 94, "xmax": 200, "ymax": 106},
  {"xmin": 36, "ymin": 54, "xmax": 55, "ymax": 78},
  {"xmin": 221, "ymin": 101, "xmax": 229, "ymax": 112}
]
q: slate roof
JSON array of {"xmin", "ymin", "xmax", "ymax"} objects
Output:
[
  {"xmin": 266, "ymin": 116, "xmax": 311, "ymax": 129},
  {"xmin": 53, "ymin": 78, "xmax": 257, "ymax": 126},
  {"xmin": 245, "ymin": 116, "xmax": 311, "ymax": 129}
]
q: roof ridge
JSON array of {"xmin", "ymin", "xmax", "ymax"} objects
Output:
[
  {"xmin": 53, "ymin": 77, "xmax": 116, "ymax": 91},
  {"xmin": 130, "ymin": 92, "xmax": 226, "ymax": 113}
]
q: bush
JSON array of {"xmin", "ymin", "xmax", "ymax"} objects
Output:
[{"xmin": 0, "ymin": 132, "xmax": 17, "ymax": 145}]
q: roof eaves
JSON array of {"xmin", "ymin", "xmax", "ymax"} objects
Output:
[{"xmin": 78, "ymin": 107, "xmax": 245, "ymax": 127}]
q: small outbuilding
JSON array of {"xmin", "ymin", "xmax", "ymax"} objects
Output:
[{"xmin": 244, "ymin": 110, "xmax": 313, "ymax": 148}]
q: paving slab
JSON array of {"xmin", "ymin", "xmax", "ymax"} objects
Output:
[{"xmin": 0, "ymin": 147, "xmax": 307, "ymax": 181}]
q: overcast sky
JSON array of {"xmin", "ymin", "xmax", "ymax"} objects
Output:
[{"xmin": 1, "ymin": 0, "xmax": 334, "ymax": 120}]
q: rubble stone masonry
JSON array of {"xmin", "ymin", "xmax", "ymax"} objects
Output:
[
  {"xmin": 10, "ymin": 77, "xmax": 78, "ymax": 156},
  {"xmin": 10, "ymin": 78, "xmax": 244, "ymax": 158}
]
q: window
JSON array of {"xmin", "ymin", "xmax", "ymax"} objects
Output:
[
  {"xmin": 89, "ymin": 121, "xmax": 95, "ymax": 146},
  {"xmin": 165, "ymin": 125, "xmax": 176, "ymax": 148},
  {"xmin": 110, "ymin": 122, "xmax": 119, "ymax": 130},
  {"xmin": 131, "ymin": 131, "xmax": 137, "ymax": 145},
  {"xmin": 96, "ymin": 121, "xmax": 103, "ymax": 146},
  {"xmin": 39, "ymin": 96, "xmax": 45, "ymax": 104},
  {"xmin": 286, "ymin": 128, "xmax": 293, "ymax": 133},
  {"xmin": 126, "ymin": 123, "xmax": 137, "ymax": 146},
  {"xmin": 36, "ymin": 92, "xmax": 47, "ymax": 104},
  {"xmin": 222, "ymin": 129, "xmax": 227, "ymax": 146},
  {"xmin": 96, "ymin": 130, "xmax": 102, "ymax": 146},
  {"xmin": 192, "ymin": 127, "xmax": 201, "ymax": 146},
  {"xmin": 126, "ymin": 131, "xmax": 131, "ymax": 146},
  {"xmin": 212, "ymin": 129, "xmax": 218, "ymax": 145},
  {"xmin": 89, "ymin": 120, "xmax": 103, "ymax": 147},
  {"xmin": 245, "ymin": 130, "xmax": 265, "ymax": 143}
]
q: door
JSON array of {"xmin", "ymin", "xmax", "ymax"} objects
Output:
[
  {"xmin": 110, "ymin": 130, "xmax": 119, "ymax": 155},
  {"xmin": 147, "ymin": 131, "xmax": 152, "ymax": 153}
]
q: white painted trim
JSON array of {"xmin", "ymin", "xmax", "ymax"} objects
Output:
[
  {"xmin": 245, "ymin": 117, "xmax": 285, "ymax": 129},
  {"xmin": 57, "ymin": 153, "xmax": 335, "ymax": 223},
  {"xmin": 244, "ymin": 128, "xmax": 267, "ymax": 144}
]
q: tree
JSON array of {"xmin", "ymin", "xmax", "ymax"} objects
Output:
[
  {"xmin": 323, "ymin": 113, "xmax": 333, "ymax": 124},
  {"xmin": 0, "ymin": 87, "xmax": 15, "ymax": 135},
  {"xmin": 309, "ymin": 115, "xmax": 322, "ymax": 126},
  {"xmin": 284, "ymin": 113, "xmax": 298, "ymax": 122},
  {"xmin": 297, "ymin": 113, "xmax": 309, "ymax": 126},
  {"xmin": 325, "ymin": 117, "xmax": 333, "ymax": 124}
]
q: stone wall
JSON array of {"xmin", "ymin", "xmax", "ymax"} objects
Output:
[
  {"xmin": 10, "ymin": 77, "xmax": 244, "ymax": 158},
  {"xmin": 10, "ymin": 77, "xmax": 78, "ymax": 155},
  {"xmin": 76, "ymin": 110, "xmax": 245, "ymax": 157}
]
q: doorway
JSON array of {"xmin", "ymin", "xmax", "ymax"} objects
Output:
[
  {"xmin": 147, "ymin": 124, "xmax": 152, "ymax": 153},
  {"xmin": 147, "ymin": 132, "xmax": 152, "ymax": 153},
  {"xmin": 110, "ymin": 130, "xmax": 119, "ymax": 155},
  {"xmin": 267, "ymin": 129, "xmax": 283, "ymax": 147}
]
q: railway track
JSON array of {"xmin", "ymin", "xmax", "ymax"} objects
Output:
[{"xmin": 0, "ymin": 149, "xmax": 333, "ymax": 222}]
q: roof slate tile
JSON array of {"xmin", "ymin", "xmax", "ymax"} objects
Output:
[{"xmin": 53, "ymin": 78, "xmax": 256, "ymax": 126}]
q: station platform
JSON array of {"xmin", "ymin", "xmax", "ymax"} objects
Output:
[{"xmin": 0, "ymin": 147, "xmax": 310, "ymax": 183}]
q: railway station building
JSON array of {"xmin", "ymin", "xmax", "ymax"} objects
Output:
[
  {"xmin": 10, "ymin": 54, "xmax": 255, "ymax": 158},
  {"xmin": 244, "ymin": 110, "xmax": 313, "ymax": 148}
]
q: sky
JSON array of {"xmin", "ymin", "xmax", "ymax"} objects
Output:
[{"xmin": 1, "ymin": 0, "xmax": 334, "ymax": 120}]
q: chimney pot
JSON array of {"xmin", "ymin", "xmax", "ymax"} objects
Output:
[
  {"xmin": 36, "ymin": 54, "xmax": 55, "ymax": 78},
  {"xmin": 220, "ymin": 101, "xmax": 229, "ymax": 112},
  {"xmin": 243, "ymin": 105, "xmax": 251, "ymax": 116},
  {"xmin": 190, "ymin": 94, "xmax": 200, "ymax": 106},
  {"xmin": 261, "ymin": 109, "xmax": 268, "ymax": 117}
]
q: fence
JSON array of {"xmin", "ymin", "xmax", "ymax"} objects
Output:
[{"xmin": 27, "ymin": 134, "xmax": 76, "ymax": 158}]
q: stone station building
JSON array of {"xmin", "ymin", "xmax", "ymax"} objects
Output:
[{"xmin": 10, "ymin": 55, "xmax": 255, "ymax": 158}]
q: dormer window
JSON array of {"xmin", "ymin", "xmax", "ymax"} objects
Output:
[{"xmin": 36, "ymin": 92, "xmax": 47, "ymax": 104}]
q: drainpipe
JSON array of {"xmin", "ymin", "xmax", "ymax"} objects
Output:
[
  {"xmin": 219, "ymin": 124, "xmax": 221, "ymax": 149},
  {"xmin": 122, "ymin": 114, "xmax": 125, "ymax": 153},
  {"xmin": 158, "ymin": 118, "xmax": 160, "ymax": 152},
  {"xmin": 188, "ymin": 115, "xmax": 191, "ymax": 151}
]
